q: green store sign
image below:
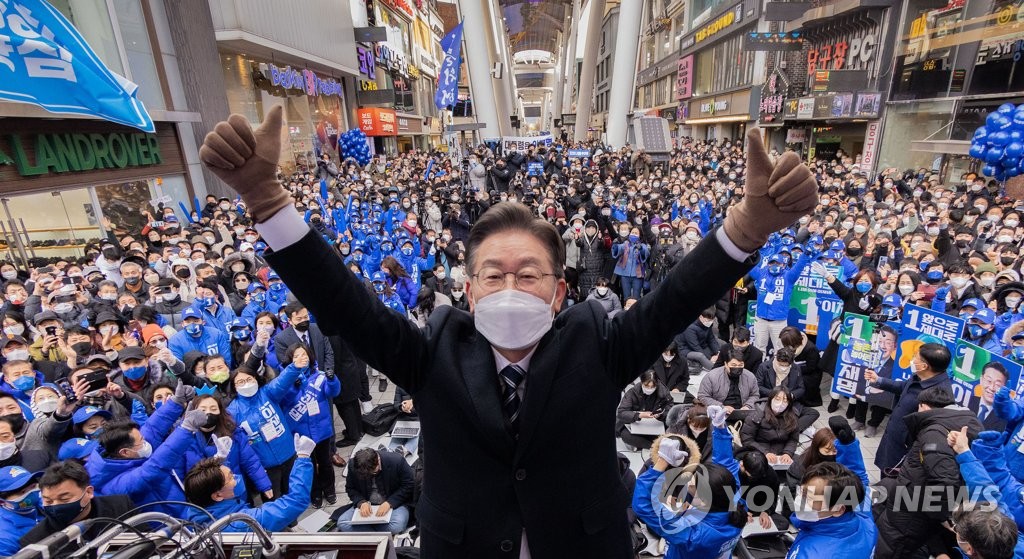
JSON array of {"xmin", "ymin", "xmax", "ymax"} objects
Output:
[{"xmin": 0, "ymin": 131, "xmax": 163, "ymax": 176}]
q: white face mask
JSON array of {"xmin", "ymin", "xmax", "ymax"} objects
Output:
[
  {"xmin": 5, "ymin": 349, "xmax": 29, "ymax": 362},
  {"xmin": 662, "ymin": 353, "xmax": 675, "ymax": 362},
  {"xmin": 0, "ymin": 441, "xmax": 16, "ymax": 461},
  {"xmin": 100, "ymin": 325, "xmax": 117, "ymax": 336},
  {"xmin": 0, "ymin": 271, "xmax": 15, "ymax": 280},
  {"xmin": 136, "ymin": 440, "xmax": 153, "ymax": 459},
  {"xmin": 236, "ymin": 382, "xmax": 258, "ymax": 398},
  {"xmin": 950, "ymin": 277, "xmax": 969, "ymax": 290},
  {"xmin": 53, "ymin": 303, "xmax": 73, "ymax": 314},
  {"xmin": 771, "ymin": 400, "xmax": 788, "ymax": 414},
  {"xmin": 435, "ymin": 271, "xmax": 446, "ymax": 280},
  {"xmin": 3, "ymin": 324, "xmax": 23, "ymax": 337},
  {"xmin": 1007, "ymin": 296, "xmax": 1021, "ymax": 310},
  {"xmin": 699, "ymin": 317, "xmax": 714, "ymax": 327},
  {"xmin": 35, "ymin": 398, "xmax": 58, "ymax": 414},
  {"xmin": 641, "ymin": 386, "xmax": 656, "ymax": 395},
  {"xmin": 473, "ymin": 289, "xmax": 556, "ymax": 351},
  {"xmin": 980, "ymin": 276, "xmax": 995, "ymax": 288},
  {"xmin": 596, "ymin": 286, "xmax": 609, "ymax": 296},
  {"xmin": 899, "ymin": 284, "xmax": 915, "ymax": 296},
  {"xmin": 451, "ymin": 290, "xmax": 464, "ymax": 300}
]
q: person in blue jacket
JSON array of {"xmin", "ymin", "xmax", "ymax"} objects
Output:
[
  {"xmin": 266, "ymin": 271, "xmax": 291, "ymax": 307},
  {"xmin": 183, "ymin": 433, "xmax": 315, "ymax": 532},
  {"xmin": 240, "ymin": 283, "xmax": 283, "ymax": 327},
  {"xmin": 611, "ymin": 225, "xmax": 650, "ymax": 301},
  {"xmin": 0, "ymin": 465, "xmax": 42, "ymax": 556},
  {"xmin": 749, "ymin": 251, "xmax": 811, "ymax": 355},
  {"xmin": 168, "ymin": 308, "xmax": 233, "ymax": 367},
  {"xmin": 0, "ymin": 359, "xmax": 46, "ymax": 421},
  {"xmin": 283, "ymin": 343, "xmax": 340, "ymax": 508},
  {"xmin": 633, "ymin": 405, "xmax": 746, "ymax": 559},
  {"xmin": 949, "ymin": 429, "xmax": 1024, "ymax": 530},
  {"xmin": 395, "ymin": 237, "xmax": 435, "ymax": 293},
  {"xmin": 87, "ymin": 384, "xmax": 206, "ymax": 517},
  {"xmin": 785, "ymin": 416, "xmax": 877, "ymax": 559},
  {"xmin": 227, "ymin": 361, "xmax": 301, "ymax": 499},
  {"xmin": 371, "ymin": 271, "xmax": 407, "ymax": 314},
  {"xmin": 966, "ymin": 308, "xmax": 1006, "ymax": 355},
  {"xmin": 179, "ymin": 393, "xmax": 274, "ymax": 503},
  {"xmin": 189, "ymin": 279, "xmax": 237, "ymax": 333},
  {"xmin": 992, "ymin": 386, "xmax": 1024, "ymax": 482}
]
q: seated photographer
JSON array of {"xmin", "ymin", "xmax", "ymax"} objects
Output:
[
  {"xmin": 336, "ymin": 447, "xmax": 415, "ymax": 534},
  {"xmin": 616, "ymin": 371, "xmax": 673, "ymax": 450},
  {"xmin": 184, "ymin": 434, "xmax": 314, "ymax": 532}
]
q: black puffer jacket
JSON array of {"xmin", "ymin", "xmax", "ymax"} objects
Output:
[
  {"xmin": 614, "ymin": 382, "xmax": 672, "ymax": 433},
  {"xmin": 894, "ymin": 407, "xmax": 982, "ymax": 520},
  {"xmin": 739, "ymin": 403, "xmax": 801, "ymax": 457}
]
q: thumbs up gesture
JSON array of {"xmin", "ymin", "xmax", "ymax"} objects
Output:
[
  {"xmin": 724, "ymin": 129, "xmax": 819, "ymax": 253},
  {"xmin": 199, "ymin": 105, "xmax": 294, "ymax": 222},
  {"xmin": 946, "ymin": 426, "xmax": 970, "ymax": 455}
]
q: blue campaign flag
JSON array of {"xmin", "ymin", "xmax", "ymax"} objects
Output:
[
  {"xmin": 434, "ymin": 22, "xmax": 463, "ymax": 110},
  {"xmin": 0, "ymin": 0, "xmax": 154, "ymax": 131}
]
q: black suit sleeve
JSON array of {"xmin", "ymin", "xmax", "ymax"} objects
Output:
[
  {"xmin": 602, "ymin": 229, "xmax": 753, "ymax": 388},
  {"xmin": 387, "ymin": 455, "xmax": 415, "ymax": 509},
  {"xmin": 267, "ymin": 230, "xmax": 429, "ymax": 394}
]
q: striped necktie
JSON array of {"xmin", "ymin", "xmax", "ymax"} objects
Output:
[{"xmin": 499, "ymin": 364, "xmax": 526, "ymax": 432}]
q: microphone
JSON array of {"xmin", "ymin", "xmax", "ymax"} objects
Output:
[{"xmin": 13, "ymin": 520, "xmax": 94, "ymax": 559}]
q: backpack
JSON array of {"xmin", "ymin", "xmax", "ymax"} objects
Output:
[{"xmin": 362, "ymin": 403, "xmax": 400, "ymax": 436}]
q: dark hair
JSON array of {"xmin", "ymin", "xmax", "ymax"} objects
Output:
[
  {"xmin": 381, "ymin": 256, "xmax": 410, "ymax": 279},
  {"xmin": 184, "ymin": 457, "xmax": 226, "ymax": 507},
  {"xmin": 801, "ymin": 461, "xmax": 865, "ymax": 514},
  {"xmin": 779, "ymin": 326, "xmax": 803, "ymax": 350},
  {"xmin": 918, "ymin": 385, "xmax": 954, "ymax": 409},
  {"xmin": 774, "ymin": 347, "xmax": 795, "ymax": 364},
  {"xmin": 983, "ymin": 361, "xmax": 1009, "ymax": 381},
  {"xmin": 852, "ymin": 269, "xmax": 878, "ymax": 286},
  {"xmin": 352, "ymin": 448, "xmax": 380, "ymax": 480},
  {"xmin": 39, "ymin": 460, "xmax": 90, "ymax": 490},
  {"xmin": 466, "ymin": 202, "xmax": 565, "ymax": 279},
  {"xmin": 700, "ymin": 307, "xmax": 716, "ymax": 319},
  {"xmin": 952, "ymin": 504, "xmax": 1018, "ymax": 559},
  {"xmin": 732, "ymin": 327, "xmax": 751, "ymax": 343},
  {"xmin": 193, "ymin": 394, "xmax": 236, "ymax": 436},
  {"xmin": 99, "ymin": 420, "xmax": 140, "ymax": 458},
  {"xmin": 725, "ymin": 348, "xmax": 746, "ymax": 365},
  {"xmin": 639, "ymin": 370, "xmax": 658, "ymax": 388},
  {"xmin": 284, "ymin": 342, "xmax": 311, "ymax": 367},
  {"xmin": 254, "ymin": 311, "xmax": 280, "ymax": 331},
  {"xmin": 802, "ymin": 428, "xmax": 837, "ymax": 470},
  {"xmin": 197, "ymin": 278, "xmax": 220, "ymax": 293},
  {"xmin": 737, "ymin": 449, "xmax": 778, "ymax": 514},
  {"xmin": 918, "ymin": 342, "xmax": 952, "ymax": 373},
  {"xmin": 284, "ymin": 302, "xmax": 306, "ymax": 319},
  {"xmin": 764, "ymin": 386, "xmax": 798, "ymax": 432},
  {"xmin": 698, "ymin": 463, "xmax": 748, "ymax": 527}
]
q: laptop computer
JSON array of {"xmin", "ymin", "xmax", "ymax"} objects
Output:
[{"xmin": 391, "ymin": 420, "xmax": 421, "ymax": 439}]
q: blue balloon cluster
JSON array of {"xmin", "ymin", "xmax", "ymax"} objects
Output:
[
  {"xmin": 969, "ymin": 103, "xmax": 1024, "ymax": 181},
  {"xmin": 339, "ymin": 128, "xmax": 372, "ymax": 166}
]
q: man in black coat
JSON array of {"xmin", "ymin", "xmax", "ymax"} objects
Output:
[
  {"xmin": 489, "ymin": 158, "xmax": 514, "ymax": 193},
  {"xmin": 336, "ymin": 448, "xmax": 415, "ymax": 534},
  {"xmin": 274, "ymin": 302, "xmax": 334, "ymax": 373},
  {"xmin": 330, "ymin": 334, "xmax": 368, "ymax": 448},
  {"xmin": 199, "ymin": 108, "xmax": 818, "ymax": 558}
]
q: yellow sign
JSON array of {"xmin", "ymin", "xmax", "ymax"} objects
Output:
[
  {"xmin": 909, "ymin": 13, "xmax": 928, "ymax": 38},
  {"xmin": 408, "ymin": 65, "xmax": 421, "ymax": 79},
  {"xmin": 695, "ymin": 10, "xmax": 736, "ymax": 43}
]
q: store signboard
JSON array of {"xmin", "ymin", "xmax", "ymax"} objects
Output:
[
  {"xmin": 262, "ymin": 64, "xmax": 343, "ymax": 98},
  {"xmin": 783, "ymin": 98, "xmax": 799, "ymax": 119},
  {"xmin": 786, "ymin": 128, "xmax": 808, "ymax": 143},
  {"xmin": 1, "ymin": 129, "xmax": 162, "ymax": 176},
  {"xmin": 676, "ymin": 55, "xmax": 694, "ymax": 100},
  {"xmin": 695, "ymin": 3, "xmax": 743, "ymax": 43},
  {"xmin": 805, "ymin": 22, "xmax": 881, "ymax": 76},
  {"xmin": 797, "ymin": 97, "xmax": 815, "ymax": 119},
  {"xmin": 397, "ymin": 116, "xmax": 423, "ymax": 134},
  {"xmin": 357, "ymin": 46, "xmax": 376, "ymax": 79},
  {"xmin": 861, "ymin": 121, "xmax": 881, "ymax": 173},
  {"xmin": 854, "ymin": 92, "xmax": 881, "ymax": 117},
  {"xmin": 357, "ymin": 108, "xmax": 398, "ymax": 136},
  {"xmin": 744, "ymin": 31, "xmax": 804, "ymax": 51}
]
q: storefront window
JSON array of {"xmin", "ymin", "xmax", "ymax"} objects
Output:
[
  {"xmin": 112, "ymin": 0, "xmax": 165, "ymax": 110},
  {"xmin": 875, "ymin": 99, "xmax": 956, "ymax": 172},
  {"xmin": 49, "ymin": 0, "xmax": 124, "ymax": 75},
  {"xmin": 693, "ymin": 35, "xmax": 753, "ymax": 96}
]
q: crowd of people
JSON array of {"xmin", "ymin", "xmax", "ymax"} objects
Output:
[{"xmin": 0, "ymin": 129, "xmax": 1023, "ymax": 559}]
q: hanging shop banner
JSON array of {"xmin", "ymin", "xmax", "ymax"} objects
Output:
[
  {"xmin": 788, "ymin": 264, "xmax": 843, "ymax": 335},
  {"xmin": 675, "ymin": 55, "xmax": 694, "ymax": 100},
  {"xmin": 950, "ymin": 340, "xmax": 1023, "ymax": 415},
  {"xmin": 434, "ymin": 22, "xmax": 463, "ymax": 109},
  {"xmin": 861, "ymin": 121, "xmax": 881, "ymax": 174},
  {"xmin": 357, "ymin": 108, "xmax": 398, "ymax": 136},
  {"xmin": 0, "ymin": 0, "xmax": 154, "ymax": 131},
  {"xmin": 893, "ymin": 303, "xmax": 965, "ymax": 381}
]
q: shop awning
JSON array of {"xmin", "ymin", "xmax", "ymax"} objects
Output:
[{"xmin": 910, "ymin": 139, "xmax": 971, "ymax": 155}]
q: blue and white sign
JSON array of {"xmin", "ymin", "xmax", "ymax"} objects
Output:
[
  {"xmin": 0, "ymin": 0, "xmax": 154, "ymax": 131},
  {"xmin": 434, "ymin": 22, "xmax": 463, "ymax": 110},
  {"xmin": 527, "ymin": 162, "xmax": 544, "ymax": 176},
  {"xmin": 893, "ymin": 303, "xmax": 965, "ymax": 381},
  {"xmin": 568, "ymin": 148, "xmax": 590, "ymax": 159}
]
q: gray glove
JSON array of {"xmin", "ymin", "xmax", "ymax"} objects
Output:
[
  {"xmin": 212, "ymin": 434, "xmax": 233, "ymax": 459},
  {"xmin": 707, "ymin": 405, "xmax": 728, "ymax": 428},
  {"xmin": 170, "ymin": 380, "xmax": 196, "ymax": 407},
  {"xmin": 810, "ymin": 262, "xmax": 829, "ymax": 278},
  {"xmin": 294, "ymin": 433, "xmax": 316, "ymax": 458},
  {"xmin": 181, "ymin": 410, "xmax": 209, "ymax": 433}
]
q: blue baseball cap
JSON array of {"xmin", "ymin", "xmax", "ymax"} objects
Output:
[
  {"xmin": 972, "ymin": 308, "xmax": 997, "ymax": 325},
  {"xmin": 267, "ymin": 271, "xmax": 281, "ymax": 281},
  {"xmin": 58, "ymin": 438, "xmax": 98, "ymax": 461},
  {"xmin": 0, "ymin": 466, "xmax": 42, "ymax": 492},
  {"xmin": 768, "ymin": 254, "xmax": 785, "ymax": 264},
  {"xmin": 829, "ymin": 240, "xmax": 846, "ymax": 252},
  {"xmin": 882, "ymin": 294, "xmax": 903, "ymax": 308},
  {"xmin": 72, "ymin": 406, "xmax": 112, "ymax": 425},
  {"xmin": 962, "ymin": 298, "xmax": 986, "ymax": 311},
  {"xmin": 229, "ymin": 317, "xmax": 250, "ymax": 330},
  {"xmin": 181, "ymin": 307, "xmax": 201, "ymax": 321},
  {"xmin": 247, "ymin": 283, "xmax": 266, "ymax": 294}
]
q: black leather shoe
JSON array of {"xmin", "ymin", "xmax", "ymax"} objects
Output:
[
  {"xmin": 325, "ymin": 493, "xmax": 337, "ymax": 505},
  {"xmin": 378, "ymin": 378, "xmax": 388, "ymax": 392},
  {"xmin": 827, "ymin": 399, "xmax": 840, "ymax": 413},
  {"xmin": 335, "ymin": 438, "xmax": 358, "ymax": 448},
  {"xmin": 311, "ymin": 495, "xmax": 323, "ymax": 509}
]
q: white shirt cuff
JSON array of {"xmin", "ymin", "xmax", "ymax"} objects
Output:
[
  {"xmin": 254, "ymin": 208, "xmax": 308, "ymax": 251},
  {"xmin": 715, "ymin": 227, "xmax": 754, "ymax": 262}
]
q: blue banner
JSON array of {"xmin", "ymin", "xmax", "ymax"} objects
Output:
[
  {"xmin": 527, "ymin": 161, "xmax": 544, "ymax": 176},
  {"xmin": 787, "ymin": 264, "xmax": 843, "ymax": 336},
  {"xmin": 0, "ymin": 0, "xmax": 154, "ymax": 131},
  {"xmin": 434, "ymin": 22, "xmax": 463, "ymax": 110},
  {"xmin": 892, "ymin": 303, "xmax": 965, "ymax": 381},
  {"xmin": 568, "ymin": 148, "xmax": 590, "ymax": 159}
]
